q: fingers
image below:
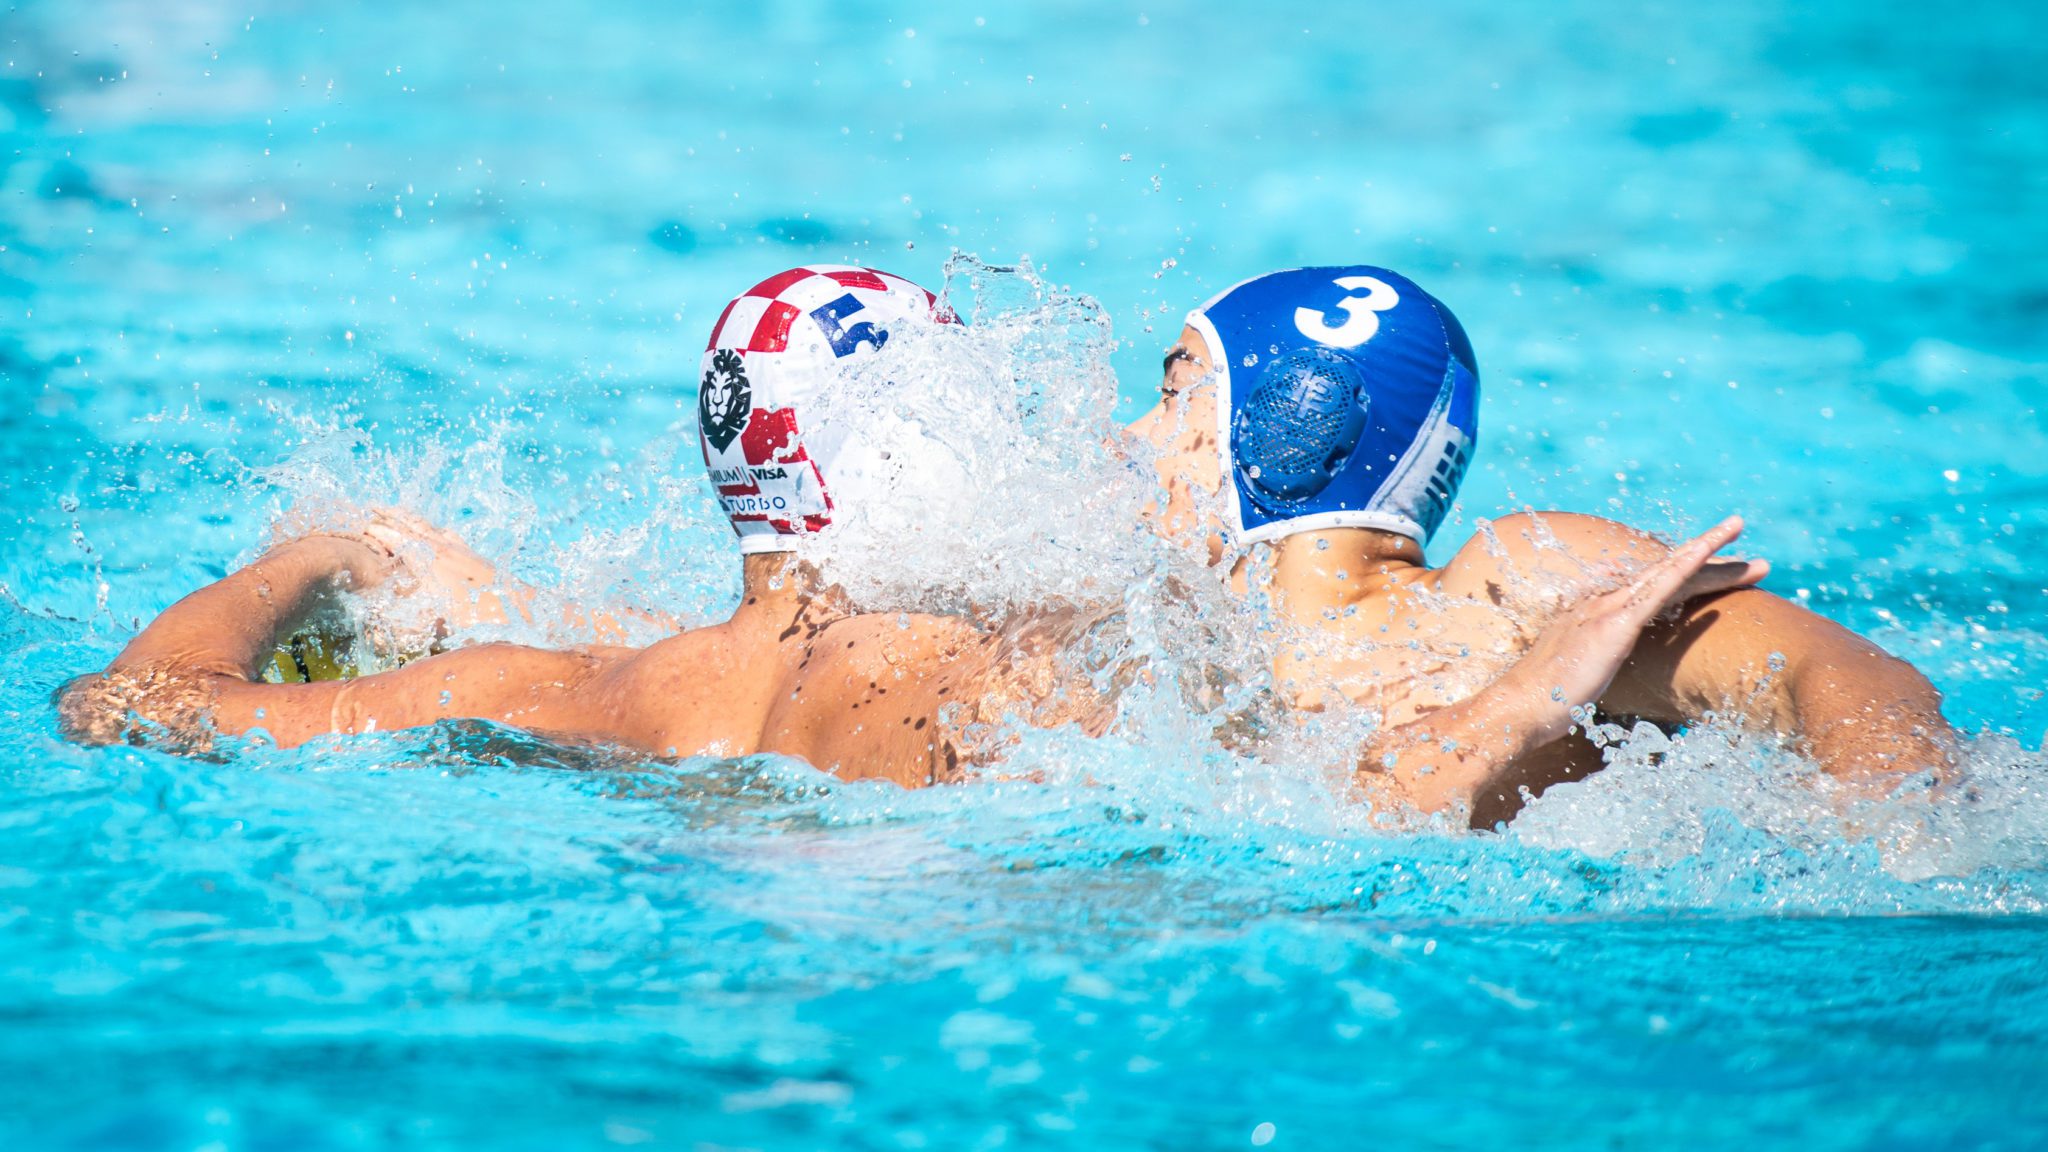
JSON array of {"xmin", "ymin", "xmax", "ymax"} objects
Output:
[
  {"xmin": 1673, "ymin": 515, "xmax": 1745, "ymax": 567},
  {"xmin": 354, "ymin": 511, "xmax": 477, "ymax": 597},
  {"xmin": 1621, "ymin": 516, "xmax": 1754, "ymax": 614},
  {"xmin": 366, "ymin": 506, "xmax": 460, "ymax": 548},
  {"xmin": 357, "ymin": 508, "xmax": 492, "ymax": 574},
  {"xmin": 316, "ymin": 507, "xmax": 426, "ymax": 560},
  {"xmin": 1672, "ymin": 557, "xmax": 1770, "ymax": 604},
  {"xmin": 357, "ymin": 522, "xmax": 412, "ymax": 555},
  {"xmin": 290, "ymin": 523, "xmax": 395, "ymax": 561}
]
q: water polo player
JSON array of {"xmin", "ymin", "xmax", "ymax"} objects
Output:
[
  {"xmin": 61, "ymin": 265, "xmax": 1093, "ymax": 781},
  {"xmin": 1128, "ymin": 265, "xmax": 1956, "ymax": 826}
]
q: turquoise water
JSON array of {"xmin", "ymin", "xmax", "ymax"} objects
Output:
[{"xmin": 7, "ymin": 1, "xmax": 2048, "ymax": 1148}]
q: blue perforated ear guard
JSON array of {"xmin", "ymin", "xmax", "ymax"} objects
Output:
[
  {"xmin": 1188, "ymin": 265, "xmax": 1479, "ymax": 546},
  {"xmin": 1232, "ymin": 348, "xmax": 1370, "ymax": 508}
]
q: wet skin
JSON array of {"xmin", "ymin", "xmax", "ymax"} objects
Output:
[
  {"xmin": 59, "ymin": 529, "xmax": 1102, "ymax": 788},
  {"xmin": 1129, "ymin": 326, "xmax": 1956, "ymax": 826}
]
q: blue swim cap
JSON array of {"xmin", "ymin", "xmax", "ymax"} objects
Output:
[{"xmin": 1187, "ymin": 266, "xmax": 1478, "ymax": 545}]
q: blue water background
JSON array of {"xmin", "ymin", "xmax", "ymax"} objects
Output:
[{"xmin": 5, "ymin": 1, "xmax": 2048, "ymax": 1148}]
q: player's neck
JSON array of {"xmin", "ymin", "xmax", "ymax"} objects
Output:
[
  {"xmin": 1268, "ymin": 528, "xmax": 1427, "ymax": 616},
  {"xmin": 734, "ymin": 553, "xmax": 849, "ymax": 634}
]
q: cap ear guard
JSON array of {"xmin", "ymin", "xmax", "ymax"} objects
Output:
[{"xmin": 1231, "ymin": 348, "xmax": 1370, "ymax": 509}]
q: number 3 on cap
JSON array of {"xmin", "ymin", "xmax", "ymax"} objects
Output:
[{"xmin": 1294, "ymin": 276, "xmax": 1401, "ymax": 348}]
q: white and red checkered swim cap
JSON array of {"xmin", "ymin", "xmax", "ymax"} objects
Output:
[{"xmin": 696, "ymin": 265, "xmax": 944, "ymax": 553}]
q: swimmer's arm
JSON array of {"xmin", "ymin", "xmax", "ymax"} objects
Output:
[
  {"xmin": 1606, "ymin": 587, "xmax": 1955, "ymax": 779},
  {"xmin": 200, "ymin": 643, "xmax": 605, "ymax": 748},
  {"xmin": 1355, "ymin": 675, "xmax": 1562, "ymax": 815},
  {"xmin": 62, "ymin": 537, "xmax": 605, "ymax": 748},
  {"xmin": 1469, "ymin": 510, "xmax": 1952, "ymax": 782},
  {"xmin": 442, "ymin": 577, "xmax": 677, "ymax": 643},
  {"xmin": 104, "ymin": 535, "xmax": 396, "ymax": 681},
  {"xmin": 61, "ymin": 535, "xmax": 391, "ymax": 744},
  {"xmin": 558, "ymin": 600, "xmax": 683, "ymax": 645},
  {"xmin": 1358, "ymin": 518, "xmax": 1767, "ymax": 815}
]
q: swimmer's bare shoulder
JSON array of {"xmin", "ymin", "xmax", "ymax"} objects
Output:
[
  {"xmin": 550, "ymin": 625, "xmax": 751, "ymax": 757},
  {"xmin": 1433, "ymin": 511, "xmax": 1669, "ymax": 603},
  {"xmin": 760, "ymin": 611, "xmax": 991, "ymax": 787}
]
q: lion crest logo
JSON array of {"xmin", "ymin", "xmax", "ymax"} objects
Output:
[{"xmin": 698, "ymin": 348, "xmax": 752, "ymax": 453}]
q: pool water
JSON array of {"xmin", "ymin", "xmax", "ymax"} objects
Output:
[{"xmin": 6, "ymin": 1, "xmax": 2048, "ymax": 1148}]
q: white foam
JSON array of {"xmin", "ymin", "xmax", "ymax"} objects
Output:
[{"xmin": 790, "ymin": 257, "xmax": 1161, "ymax": 620}]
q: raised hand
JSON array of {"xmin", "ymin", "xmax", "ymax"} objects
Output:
[
  {"xmin": 359, "ymin": 508, "xmax": 533, "ymax": 627},
  {"xmin": 289, "ymin": 508, "xmax": 535, "ymax": 640},
  {"xmin": 1357, "ymin": 515, "xmax": 1769, "ymax": 816},
  {"xmin": 1503, "ymin": 515, "xmax": 1768, "ymax": 732}
]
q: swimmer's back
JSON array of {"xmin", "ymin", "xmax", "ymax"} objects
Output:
[
  {"xmin": 591, "ymin": 611, "xmax": 990, "ymax": 786},
  {"xmin": 760, "ymin": 612, "xmax": 989, "ymax": 786}
]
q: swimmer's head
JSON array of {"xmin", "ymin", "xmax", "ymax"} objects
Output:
[
  {"xmin": 696, "ymin": 265, "xmax": 946, "ymax": 553},
  {"xmin": 1132, "ymin": 266, "xmax": 1478, "ymax": 551}
]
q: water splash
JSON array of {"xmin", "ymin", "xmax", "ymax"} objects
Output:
[{"xmin": 791, "ymin": 256, "xmax": 1160, "ymax": 620}]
